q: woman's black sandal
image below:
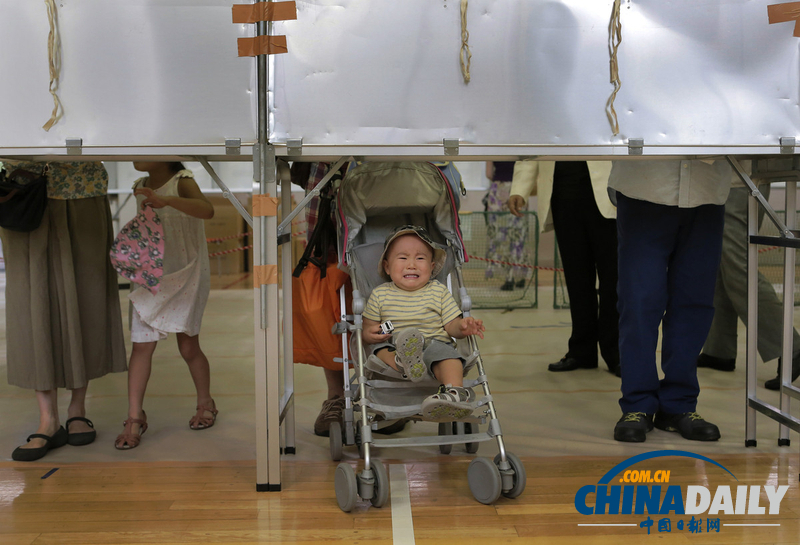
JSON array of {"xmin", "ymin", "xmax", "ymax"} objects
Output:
[
  {"xmin": 66, "ymin": 417, "xmax": 97, "ymax": 446},
  {"xmin": 11, "ymin": 426, "xmax": 68, "ymax": 461}
]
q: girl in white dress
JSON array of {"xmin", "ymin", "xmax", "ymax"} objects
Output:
[{"xmin": 115, "ymin": 162, "xmax": 217, "ymax": 450}]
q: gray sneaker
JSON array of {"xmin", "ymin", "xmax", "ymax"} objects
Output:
[
  {"xmin": 421, "ymin": 385, "xmax": 474, "ymax": 422},
  {"xmin": 394, "ymin": 328, "xmax": 426, "ymax": 382}
]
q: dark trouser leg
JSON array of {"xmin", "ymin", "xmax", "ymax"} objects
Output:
[
  {"xmin": 551, "ymin": 197, "xmax": 599, "ymax": 365},
  {"xmin": 659, "ymin": 203, "xmax": 725, "ymax": 414},
  {"xmin": 589, "ymin": 211, "xmax": 619, "ymax": 368},
  {"xmin": 617, "ymin": 194, "xmax": 674, "ymax": 415}
]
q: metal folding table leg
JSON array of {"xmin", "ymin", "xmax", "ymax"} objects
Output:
[
  {"xmin": 778, "ymin": 182, "xmax": 797, "ymax": 446},
  {"xmin": 281, "ymin": 173, "xmax": 296, "ymax": 455},
  {"xmin": 733, "ymin": 156, "xmax": 800, "ymax": 451},
  {"xmin": 746, "ymin": 184, "xmax": 759, "ymax": 447}
]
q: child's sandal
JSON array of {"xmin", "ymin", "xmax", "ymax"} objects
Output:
[
  {"xmin": 114, "ymin": 412, "xmax": 148, "ymax": 450},
  {"xmin": 190, "ymin": 400, "xmax": 218, "ymax": 430}
]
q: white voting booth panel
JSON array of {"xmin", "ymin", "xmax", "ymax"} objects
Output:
[
  {"xmin": 0, "ymin": 1, "xmax": 256, "ymax": 157},
  {"xmin": 271, "ymin": 0, "xmax": 800, "ymax": 157},
  {"xmin": 2, "ymin": 1, "xmax": 800, "ymax": 490},
  {"xmin": 0, "ymin": 1, "xmax": 798, "ymax": 157}
]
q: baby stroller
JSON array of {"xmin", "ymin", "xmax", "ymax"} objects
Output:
[{"xmin": 328, "ymin": 162, "xmax": 526, "ymax": 511}]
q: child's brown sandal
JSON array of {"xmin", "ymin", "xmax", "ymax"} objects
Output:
[
  {"xmin": 189, "ymin": 400, "xmax": 218, "ymax": 430},
  {"xmin": 114, "ymin": 413, "xmax": 148, "ymax": 450}
]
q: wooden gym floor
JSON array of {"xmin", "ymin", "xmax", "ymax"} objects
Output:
[
  {"xmin": 1, "ymin": 278, "xmax": 800, "ymax": 544},
  {"xmin": 1, "ymin": 454, "xmax": 799, "ymax": 544}
]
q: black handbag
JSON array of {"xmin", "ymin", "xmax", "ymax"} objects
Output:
[{"xmin": 0, "ymin": 168, "xmax": 48, "ymax": 232}]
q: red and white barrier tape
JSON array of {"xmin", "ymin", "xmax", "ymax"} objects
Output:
[
  {"xmin": 206, "ymin": 232, "xmax": 251, "ymax": 243},
  {"xmin": 209, "ymin": 245, "xmax": 253, "ymax": 258}
]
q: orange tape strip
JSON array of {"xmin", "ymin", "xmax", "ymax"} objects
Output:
[
  {"xmin": 768, "ymin": 2, "xmax": 800, "ymax": 24},
  {"xmin": 253, "ymin": 264, "xmax": 279, "ymax": 287},
  {"xmin": 253, "ymin": 194, "xmax": 279, "ymax": 217},
  {"xmin": 237, "ymin": 35, "xmax": 288, "ymax": 57},
  {"xmin": 233, "ymin": 1, "xmax": 297, "ymax": 24}
]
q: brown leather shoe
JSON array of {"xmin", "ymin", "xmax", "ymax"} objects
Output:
[{"xmin": 313, "ymin": 396, "xmax": 345, "ymax": 437}]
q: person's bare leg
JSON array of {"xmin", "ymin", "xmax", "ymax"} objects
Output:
[
  {"xmin": 66, "ymin": 385, "xmax": 92, "ymax": 434},
  {"xmin": 125, "ymin": 341, "xmax": 157, "ymax": 436},
  {"xmin": 324, "ymin": 367, "xmax": 345, "ymax": 400},
  {"xmin": 378, "ymin": 351, "xmax": 464, "ymax": 386},
  {"xmin": 177, "ymin": 333, "xmax": 217, "ymax": 429},
  {"xmin": 376, "ymin": 348, "xmax": 402, "ymax": 372},
  {"xmin": 18, "ymin": 389, "xmax": 60, "ymax": 450},
  {"xmin": 177, "ymin": 333, "xmax": 213, "ymax": 408},
  {"xmin": 432, "ymin": 359, "xmax": 464, "ymax": 387}
]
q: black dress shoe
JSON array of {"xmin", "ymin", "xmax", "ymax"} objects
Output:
[
  {"xmin": 66, "ymin": 416, "xmax": 97, "ymax": 446},
  {"xmin": 764, "ymin": 353, "xmax": 800, "ymax": 390},
  {"xmin": 500, "ymin": 280, "xmax": 515, "ymax": 291},
  {"xmin": 614, "ymin": 412, "xmax": 654, "ymax": 442},
  {"xmin": 696, "ymin": 353, "xmax": 736, "ymax": 372},
  {"xmin": 548, "ymin": 357, "xmax": 598, "ymax": 372},
  {"xmin": 12, "ymin": 426, "xmax": 68, "ymax": 461},
  {"xmin": 654, "ymin": 412, "xmax": 720, "ymax": 441},
  {"xmin": 607, "ymin": 364, "xmax": 621, "ymax": 377}
]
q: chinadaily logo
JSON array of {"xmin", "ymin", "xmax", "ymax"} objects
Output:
[{"xmin": 574, "ymin": 450, "xmax": 789, "ymax": 535}]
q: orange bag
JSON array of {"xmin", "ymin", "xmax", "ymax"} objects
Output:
[{"xmin": 292, "ymin": 262, "xmax": 352, "ymax": 370}]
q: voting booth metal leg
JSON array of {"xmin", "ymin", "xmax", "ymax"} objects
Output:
[
  {"xmin": 735, "ymin": 156, "xmax": 800, "ymax": 450},
  {"xmin": 254, "ymin": 143, "xmax": 281, "ymax": 492},
  {"xmin": 254, "ymin": 18, "xmax": 282, "ymax": 490},
  {"xmin": 779, "ymin": 183, "xmax": 796, "ymax": 445},
  {"xmin": 746, "ymin": 188, "xmax": 759, "ymax": 447},
  {"xmin": 281, "ymin": 173, "xmax": 297, "ymax": 456}
]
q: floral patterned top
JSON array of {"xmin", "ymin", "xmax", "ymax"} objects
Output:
[{"xmin": 0, "ymin": 160, "xmax": 108, "ymax": 200}]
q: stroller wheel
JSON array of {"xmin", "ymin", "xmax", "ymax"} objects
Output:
[
  {"xmin": 369, "ymin": 459, "xmax": 389, "ymax": 508},
  {"xmin": 329, "ymin": 421, "xmax": 343, "ymax": 461},
  {"xmin": 438, "ymin": 422, "xmax": 453, "ymax": 454},
  {"xmin": 464, "ymin": 422, "xmax": 479, "ymax": 454},
  {"xmin": 335, "ymin": 463, "xmax": 359, "ymax": 512},
  {"xmin": 495, "ymin": 452, "xmax": 526, "ymax": 499},
  {"xmin": 468, "ymin": 457, "xmax": 502, "ymax": 505}
]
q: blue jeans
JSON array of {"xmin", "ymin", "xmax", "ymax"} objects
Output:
[{"xmin": 616, "ymin": 193, "xmax": 725, "ymax": 415}]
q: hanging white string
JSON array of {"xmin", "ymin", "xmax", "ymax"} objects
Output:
[
  {"xmin": 606, "ymin": 0, "xmax": 622, "ymax": 136},
  {"xmin": 460, "ymin": 0, "xmax": 472, "ymax": 83},
  {"xmin": 42, "ymin": 0, "xmax": 63, "ymax": 131}
]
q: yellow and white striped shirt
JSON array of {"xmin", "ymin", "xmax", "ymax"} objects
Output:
[{"xmin": 364, "ymin": 280, "xmax": 462, "ymax": 345}]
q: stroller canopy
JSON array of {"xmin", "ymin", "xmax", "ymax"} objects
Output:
[
  {"xmin": 335, "ymin": 162, "xmax": 465, "ymax": 296},
  {"xmin": 337, "ymin": 162, "xmax": 464, "ymax": 262}
]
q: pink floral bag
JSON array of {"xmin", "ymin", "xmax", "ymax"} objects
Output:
[{"xmin": 109, "ymin": 205, "xmax": 165, "ymax": 293}]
